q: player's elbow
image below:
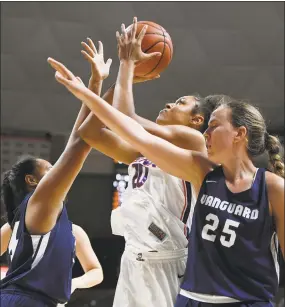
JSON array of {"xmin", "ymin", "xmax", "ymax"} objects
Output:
[
  {"xmin": 91, "ymin": 267, "xmax": 104, "ymax": 286},
  {"xmin": 77, "ymin": 126, "xmax": 102, "ymax": 148},
  {"xmin": 97, "ymin": 268, "xmax": 104, "ymax": 285},
  {"xmin": 77, "ymin": 126, "xmax": 91, "ymax": 142}
]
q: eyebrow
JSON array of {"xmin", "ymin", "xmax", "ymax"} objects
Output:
[{"xmin": 176, "ymin": 98, "xmax": 185, "ymax": 103}]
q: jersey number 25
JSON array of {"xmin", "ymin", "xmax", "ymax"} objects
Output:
[{"xmin": 202, "ymin": 213, "xmax": 240, "ymax": 248}]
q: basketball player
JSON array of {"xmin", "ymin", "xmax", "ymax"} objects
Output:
[
  {"xmin": 0, "ymin": 43, "xmax": 112, "ymax": 306},
  {"xmin": 49, "ymin": 26, "xmax": 221, "ymax": 307},
  {"xmin": 48, "ymin": 18, "xmax": 284, "ymax": 306},
  {"xmin": 0, "ymin": 177, "xmax": 103, "ymax": 293}
]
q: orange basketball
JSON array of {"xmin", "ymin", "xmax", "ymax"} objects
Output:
[{"xmin": 127, "ymin": 21, "xmax": 173, "ymax": 78}]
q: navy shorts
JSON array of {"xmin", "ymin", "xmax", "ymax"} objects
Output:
[
  {"xmin": 0, "ymin": 285, "xmax": 57, "ymax": 307},
  {"xmin": 174, "ymin": 294, "xmax": 274, "ymax": 307}
]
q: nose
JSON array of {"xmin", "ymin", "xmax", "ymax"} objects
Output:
[
  {"xmin": 165, "ymin": 103, "xmax": 174, "ymax": 109},
  {"xmin": 203, "ymin": 128, "xmax": 210, "ymax": 140}
]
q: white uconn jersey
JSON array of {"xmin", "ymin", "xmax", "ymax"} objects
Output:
[{"xmin": 111, "ymin": 157, "xmax": 195, "ymax": 251}]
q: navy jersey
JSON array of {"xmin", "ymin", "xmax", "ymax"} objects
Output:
[
  {"xmin": 0, "ymin": 192, "xmax": 76, "ymax": 305},
  {"xmin": 181, "ymin": 166, "xmax": 279, "ymax": 302}
]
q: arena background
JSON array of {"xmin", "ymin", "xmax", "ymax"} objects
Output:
[{"xmin": 1, "ymin": 2, "xmax": 284, "ymax": 306}]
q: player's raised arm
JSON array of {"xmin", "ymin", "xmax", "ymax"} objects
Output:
[
  {"xmin": 25, "ymin": 77, "xmax": 91, "ymax": 234},
  {"xmin": 25, "ymin": 47, "xmax": 111, "ymax": 235},
  {"xmin": 78, "ymin": 38, "xmax": 141, "ymax": 165},
  {"xmin": 48, "ymin": 57, "xmax": 214, "ymax": 188},
  {"xmin": 26, "ymin": 39, "xmax": 112, "ymax": 233},
  {"xmin": 111, "ymin": 18, "xmax": 210, "ymax": 154}
]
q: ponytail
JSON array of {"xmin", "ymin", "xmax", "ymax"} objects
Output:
[
  {"xmin": 1, "ymin": 155, "xmax": 38, "ymax": 226},
  {"xmin": 1, "ymin": 170, "xmax": 17, "ymax": 225},
  {"xmin": 265, "ymin": 133, "xmax": 284, "ymax": 178}
]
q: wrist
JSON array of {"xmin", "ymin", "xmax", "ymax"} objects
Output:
[
  {"xmin": 88, "ymin": 78, "xmax": 103, "ymax": 93},
  {"xmin": 120, "ymin": 59, "xmax": 135, "ymax": 66},
  {"xmin": 89, "ymin": 77, "xmax": 103, "ymax": 84}
]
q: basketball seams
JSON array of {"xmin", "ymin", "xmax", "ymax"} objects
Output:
[
  {"xmin": 144, "ymin": 41, "xmax": 172, "ymax": 54},
  {"xmin": 143, "ymin": 40, "xmax": 165, "ymax": 53},
  {"xmin": 143, "ymin": 32, "xmax": 166, "ymax": 37},
  {"xmin": 143, "ymin": 26, "xmax": 166, "ymax": 76},
  {"xmin": 134, "ymin": 21, "xmax": 173, "ymax": 77},
  {"xmin": 138, "ymin": 22, "xmax": 171, "ymax": 41},
  {"xmin": 160, "ymin": 26, "xmax": 173, "ymax": 61}
]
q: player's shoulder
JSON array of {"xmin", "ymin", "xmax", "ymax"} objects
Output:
[
  {"xmin": 165, "ymin": 125, "xmax": 206, "ymax": 151},
  {"xmin": 169, "ymin": 125, "xmax": 204, "ymax": 140},
  {"xmin": 72, "ymin": 224, "xmax": 90, "ymax": 241},
  {"xmin": 1, "ymin": 222, "xmax": 12, "ymax": 234},
  {"xmin": 265, "ymin": 170, "xmax": 284, "ymax": 193},
  {"xmin": 72, "ymin": 224, "xmax": 92, "ymax": 250}
]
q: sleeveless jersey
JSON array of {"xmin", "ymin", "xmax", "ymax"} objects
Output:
[
  {"xmin": 181, "ymin": 166, "xmax": 279, "ymax": 302},
  {"xmin": 0, "ymin": 192, "xmax": 76, "ymax": 305},
  {"xmin": 111, "ymin": 157, "xmax": 195, "ymax": 251}
]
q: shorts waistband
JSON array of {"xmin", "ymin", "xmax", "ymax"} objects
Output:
[
  {"xmin": 180, "ymin": 289, "xmax": 241, "ymax": 304},
  {"xmin": 125, "ymin": 245, "xmax": 188, "ymax": 261},
  {"xmin": 1, "ymin": 284, "xmax": 58, "ymax": 306}
]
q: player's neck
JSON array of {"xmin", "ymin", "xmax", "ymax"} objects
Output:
[{"xmin": 222, "ymin": 157, "xmax": 257, "ymax": 184}]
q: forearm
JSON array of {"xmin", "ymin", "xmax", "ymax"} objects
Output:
[
  {"xmin": 66, "ymin": 79, "xmax": 103, "ymax": 147},
  {"xmin": 78, "ymin": 82, "xmax": 117, "ymax": 144},
  {"xmin": 113, "ymin": 60, "xmax": 136, "ymax": 116},
  {"xmin": 81, "ymin": 62, "xmax": 152, "ymax": 132},
  {"xmin": 102, "ymin": 82, "xmax": 116, "ymax": 105},
  {"xmin": 112, "ymin": 60, "xmax": 170, "ymax": 137},
  {"xmin": 73, "ymin": 268, "xmax": 103, "ymax": 289},
  {"xmin": 66, "ymin": 104, "xmax": 90, "ymax": 147},
  {"xmin": 79, "ymin": 88, "xmax": 149, "ymax": 153},
  {"xmin": 89, "ymin": 81, "xmax": 116, "ymax": 127},
  {"xmin": 88, "ymin": 77, "xmax": 103, "ymax": 95}
]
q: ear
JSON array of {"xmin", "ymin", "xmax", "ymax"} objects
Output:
[
  {"xmin": 25, "ymin": 174, "xmax": 38, "ymax": 187},
  {"xmin": 234, "ymin": 126, "xmax": 247, "ymax": 143},
  {"xmin": 190, "ymin": 114, "xmax": 204, "ymax": 126}
]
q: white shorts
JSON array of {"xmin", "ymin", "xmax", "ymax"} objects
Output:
[{"xmin": 113, "ymin": 246, "xmax": 188, "ymax": 307}]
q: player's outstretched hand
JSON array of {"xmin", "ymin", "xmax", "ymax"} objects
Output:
[
  {"xmin": 116, "ymin": 17, "xmax": 161, "ymax": 64},
  {"xmin": 81, "ymin": 38, "xmax": 112, "ymax": 82},
  {"xmin": 48, "ymin": 57, "xmax": 89, "ymax": 102}
]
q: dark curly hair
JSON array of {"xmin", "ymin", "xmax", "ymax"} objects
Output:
[{"xmin": 1, "ymin": 155, "xmax": 38, "ymax": 225}]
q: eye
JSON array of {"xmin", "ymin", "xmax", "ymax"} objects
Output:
[
  {"xmin": 209, "ymin": 122, "xmax": 218, "ymax": 129},
  {"xmin": 177, "ymin": 99, "xmax": 185, "ymax": 105}
]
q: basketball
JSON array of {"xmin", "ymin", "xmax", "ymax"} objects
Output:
[{"xmin": 126, "ymin": 21, "xmax": 173, "ymax": 78}]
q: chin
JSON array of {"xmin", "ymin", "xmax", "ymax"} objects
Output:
[{"xmin": 156, "ymin": 116, "xmax": 168, "ymax": 125}]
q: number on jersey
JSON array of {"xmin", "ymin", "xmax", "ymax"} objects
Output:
[
  {"xmin": 201, "ymin": 213, "xmax": 240, "ymax": 248},
  {"xmin": 132, "ymin": 164, "xmax": 149, "ymax": 189}
]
